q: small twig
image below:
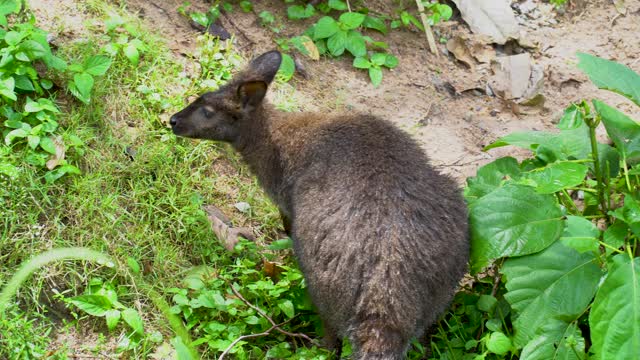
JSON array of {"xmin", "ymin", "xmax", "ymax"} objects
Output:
[
  {"xmin": 415, "ymin": 0, "xmax": 439, "ymax": 57},
  {"xmin": 346, "ymin": 0, "xmax": 352, "ymax": 12},
  {"xmin": 228, "ymin": 285, "xmax": 320, "ymax": 344}
]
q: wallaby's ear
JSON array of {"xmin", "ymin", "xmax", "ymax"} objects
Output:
[
  {"xmin": 238, "ymin": 81, "xmax": 268, "ymax": 110},
  {"xmin": 247, "ymin": 50, "xmax": 282, "ymax": 84}
]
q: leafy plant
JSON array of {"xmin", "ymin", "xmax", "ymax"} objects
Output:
[
  {"xmin": 168, "ymin": 240, "xmax": 332, "ymax": 358},
  {"xmin": 67, "ymin": 55, "xmax": 112, "ymax": 103},
  {"xmin": 0, "ymin": 2, "xmax": 106, "ymax": 182},
  {"xmin": 353, "ymin": 52, "xmax": 398, "ymax": 87},
  {"xmin": 66, "ymin": 278, "xmax": 149, "ymax": 352},
  {"xmin": 392, "ymin": 1, "xmax": 452, "ymax": 30},
  {"xmin": 101, "ymin": 13, "xmax": 147, "ymax": 66},
  {"xmin": 462, "ymin": 53, "xmax": 640, "ymax": 360}
]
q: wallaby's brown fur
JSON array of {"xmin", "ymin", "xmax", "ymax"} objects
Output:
[{"xmin": 170, "ymin": 51, "xmax": 469, "ymax": 359}]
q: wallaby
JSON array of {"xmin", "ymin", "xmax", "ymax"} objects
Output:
[{"xmin": 170, "ymin": 50, "xmax": 469, "ymax": 359}]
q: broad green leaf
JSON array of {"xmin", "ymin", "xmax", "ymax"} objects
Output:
[
  {"xmin": 0, "ymin": 163, "xmax": 19, "ymax": 178},
  {"xmin": 278, "ymin": 299, "xmax": 295, "ymax": 318},
  {"xmin": 13, "ymin": 74, "xmax": 34, "ymax": 91},
  {"xmin": 189, "ymin": 12, "xmax": 209, "ymax": 27},
  {"xmin": 477, "ymin": 295, "xmax": 498, "ymax": 312},
  {"xmin": 469, "ymin": 184, "xmax": 564, "ymax": 273},
  {"xmin": 0, "ymin": 77, "xmax": 16, "ymax": 101},
  {"xmin": 68, "ymin": 294, "xmax": 114, "ymax": 317},
  {"xmin": 328, "ymin": 0, "xmax": 347, "ymax": 11},
  {"xmin": 589, "ymin": 255, "xmax": 640, "ymax": 360},
  {"xmin": 487, "ymin": 332, "xmax": 512, "ymax": 355},
  {"xmin": 314, "ymin": 16, "xmax": 339, "ymax": 39},
  {"xmin": 345, "ymin": 30, "xmax": 366, "ymax": 57},
  {"xmin": 502, "ymin": 241, "xmax": 601, "ymax": 347},
  {"xmin": 24, "ymin": 98, "xmax": 43, "ymax": 112},
  {"xmin": 171, "ymin": 336, "xmax": 196, "ymax": 360},
  {"xmin": 83, "ymin": 55, "xmax": 112, "ymax": 76},
  {"xmin": 122, "ymin": 308, "xmax": 144, "ymax": 335},
  {"xmin": 105, "ymin": 309, "xmax": 121, "ymax": 331},
  {"xmin": 520, "ymin": 322, "xmax": 586, "ymax": 360},
  {"xmin": 39, "ymin": 136, "xmax": 56, "ymax": 154},
  {"xmin": 27, "ymin": 135, "xmax": 39, "ymax": 149},
  {"xmin": 603, "ymin": 221, "xmax": 627, "ymax": 254},
  {"xmin": 558, "ymin": 104, "xmax": 584, "ymax": 130},
  {"xmin": 384, "ymin": 54, "xmax": 399, "ymax": 69},
  {"xmin": 485, "ymin": 124, "xmax": 592, "ymax": 164},
  {"xmin": 609, "ymin": 195, "xmax": 640, "ymax": 238},
  {"xmin": 353, "ymin": 57, "xmax": 370, "ymax": 69},
  {"xmin": 362, "ymin": 15, "xmax": 388, "ymax": 34},
  {"xmin": 267, "ymin": 238, "xmax": 293, "ymax": 250},
  {"xmin": 72, "ymin": 72, "xmax": 94, "ymax": 103},
  {"xmin": 0, "ymin": 0, "xmax": 20, "ymax": 16},
  {"xmin": 593, "ymin": 99, "xmax": 640, "ymax": 164},
  {"xmin": 339, "ymin": 12, "xmax": 366, "ymax": 30},
  {"xmin": 577, "ymin": 52, "xmax": 640, "ymax": 106},
  {"xmin": 4, "ymin": 30, "xmax": 24, "ymax": 46},
  {"xmin": 123, "ymin": 44, "xmax": 140, "ymax": 65},
  {"xmin": 44, "ymin": 164, "xmax": 81, "ymax": 183},
  {"xmin": 127, "ymin": 257, "xmax": 141, "ymax": 274},
  {"xmin": 287, "ymin": 4, "xmax": 314, "ymax": 20},
  {"xmin": 44, "ymin": 54, "xmax": 67, "ymax": 71},
  {"xmin": 327, "ymin": 30, "xmax": 347, "ymax": 56},
  {"xmin": 559, "ymin": 216, "xmax": 600, "ymax": 253},
  {"xmin": 465, "ymin": 157, "xmax": 521, "ymax": 202},
  {"xmin": 369, "ymin": 66, "xmax": 382, "ymax": 87},
  {"xmin": 16, "ymin": 40, "xmax": 47, "ymax": 61},
  {"xmin": 4, "ymin": 128, "xmax": 27, "ymax": 145},
  {"xmin": 523, "ymin": 161, "xmax": 588, "ymax": 194},
  {"xmin": 370, "ymin": 53, "xmax": 386, "ymax": 66},
  {"xmin": 277, "ymin": 53, "xmax": 295, "ymax": 82}
]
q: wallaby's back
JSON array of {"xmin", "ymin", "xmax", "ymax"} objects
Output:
[
  {"xmin": 170, "ymin": 51, "xmax": 469, "ymax": 359},
  {"xmin": 277, "ymin": 114, "xmax": 468, "ymax": 359}
]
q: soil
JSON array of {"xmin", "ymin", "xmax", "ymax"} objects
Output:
[
  {"xmin": 26, "ymin": 0, "xmax": 640, "ymax": 356},
  {"xmin": 120, "ymin": 0, "xmax": 640, "ymax": 183}
]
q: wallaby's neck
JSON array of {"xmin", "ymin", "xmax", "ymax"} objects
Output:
[{"xmin": 232, "ymin": 104, "xmax": 290, "ymax": 210}]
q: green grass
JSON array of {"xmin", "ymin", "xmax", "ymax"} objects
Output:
[{"xmin": 0, "ymin": 2, "xmax": 299, "ymax": 358}]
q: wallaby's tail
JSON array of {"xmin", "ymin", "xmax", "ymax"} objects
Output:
[{"xmin": 351, "ymin": 321, "xmax": 409, "ymax": 360}]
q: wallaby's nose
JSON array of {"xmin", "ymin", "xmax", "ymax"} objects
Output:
[{"xmin": 169, "ymin": 116, "xmax": 178, "ymax": 127}]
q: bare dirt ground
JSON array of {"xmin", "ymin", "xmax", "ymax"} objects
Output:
[
  {"xmin": 33, "ymin": 0, "xmax": 640, "ymax": 183},
  {"xmin": 122, "ymin": 0, "xmax": 640, "ymax": 183}
]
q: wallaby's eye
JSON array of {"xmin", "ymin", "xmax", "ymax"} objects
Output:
[{"xmin": 202, "ymin": 107, "xmax": 213, "ymax": 118}]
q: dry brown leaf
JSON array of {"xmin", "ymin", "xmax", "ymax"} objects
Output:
[
  {"xmin": 301, "ymin": 36, "xmax": 319, "ymax": 60},
  {"xmin": 45, "ymin": 136, "xmax": 65, "ymax": 170},
  {"xmin": 446, "ymin": 36, "xmax": 476, "ymax": 69}
]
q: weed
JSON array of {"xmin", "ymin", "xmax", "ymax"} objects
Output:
[{"xmin": 459, "ymin": 53, "xmax": 640, "ymax": 359}]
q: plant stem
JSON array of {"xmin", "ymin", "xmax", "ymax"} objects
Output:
[
  {"xmin": 622, "ymin": 157, "xmax": 631, "ymax": 192},
  {"xmin": 586, "ymin": 112, "xmax": 608, "ymax": 219},
  {"xmin": 0, "ymin": 247, "xmax": 114, "ymax": 315},
  {"xmin": 415, "ymin": 0, "xmax": 439, "ymax": 57}
]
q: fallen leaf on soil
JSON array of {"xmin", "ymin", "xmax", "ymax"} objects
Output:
[
  {"xmin": 301, "ymin": 36, "xmax": 320, "ymax": 60},
  {"xmin": 489, "ymin": 53, "xmax": 544, "ymax": 100},
  {"xmin": 451, "ymin": 0, "xmax": 521, "ymax": 45},
  {"xmin": 446, "ymin": 36, "xmax": 476, "ymax": 69},
  {"xmin": 263, "ymin": 258, "xmax": 285, "ymax": 279},
  {"xmin": 469, "ymin": 37, "xmax": 496, "ymax": 63},
  {"xmin": 488, "ymin": 53, "xmax": 545, "ymax": 113},
  {"xmin": 203, "ymin": 205, "xmax": 255, "ymax": 251},
  {"xmin": 613, "ymin": 0, "xmax": 627, "ymax": 14},
  {"xmin": 45, "ymin": 136, "xmax": 65, "ymax": 170}
]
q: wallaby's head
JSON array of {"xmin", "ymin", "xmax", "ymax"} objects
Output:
[{"xmin": 170, "ymin": 50, "xmax": 282, "ymax": 141}]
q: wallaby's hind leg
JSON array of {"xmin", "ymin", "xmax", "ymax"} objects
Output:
[
  {"xmin": 279, "ymin": 209, "xmax": 292, "ymax": 236},
  {"xmin": 322, "ymin": 322, "xmax": 343, "ymax": 359}
]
